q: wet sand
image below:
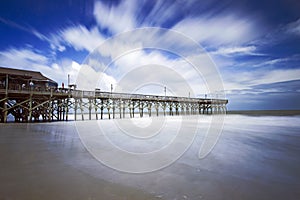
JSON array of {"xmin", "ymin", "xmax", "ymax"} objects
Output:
[
  {"xmin": 0, "ymin": 123, "xmax": 157, "ymax": 200},
  {"xmin": 1, "ymin": 115, "xmax": 300, "ymax": 199}
]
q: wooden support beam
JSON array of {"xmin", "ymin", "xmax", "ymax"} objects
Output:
[
  {"xmin": 148, "ymin": 102, "xmax": 152, "ymax": 117},
  {"xmin": 94, "ymin": 99, "xmax": 98, "ymax": 120},
  {"xmin": 155, "ymin": 102, "xmax": 159, "ymax": 116},
  {"xmin": 132, "ymin": 102, "xmax": 135, "ymax": 118},
  {"xmin": 28, "ymin": 94, "xmax": 32, "ymax": 122},
  {"xmin": 3, "ymin": 99, "xmax": 7, "ymax": 123},
  {"xmin": 119, "ymin": 100, "xmax": 122, "ymax": 119},
  {"xmin": 74, "ymin": 98, "xmax": 77, "ymax": 121},
  {"xmin": 122, "ymin": 101, "xmax": 125, "ymax": 118},
  {"xmin": 100, "ymin": 105, "xmax": 103, "ymax": 120},
  {"xmin": 80, "ymin": 99, "xmax": 84, "ymax": 121},
  {"xmin": 89, "ymin": 98, "xmax": 92, "ymax": 120},
  {"xmin": 112, "ymin": 101, "xmax": 115, "ymax": 119}
]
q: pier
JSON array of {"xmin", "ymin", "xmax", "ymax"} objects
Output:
[{"xmin": 0, "ymin": 67, "xmax": 228, "ymax": 122}]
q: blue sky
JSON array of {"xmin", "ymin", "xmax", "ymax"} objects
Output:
[{"xmin": 0, "ymin": 0, "xmax": 300, "ymax": 110}]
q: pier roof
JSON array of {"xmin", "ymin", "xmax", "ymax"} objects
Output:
[{"xmin": 0, "ymin": 66, "xmax": 57, "ymax": 84}]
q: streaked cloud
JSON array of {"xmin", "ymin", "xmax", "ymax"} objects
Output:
[
  {"xmin": 222, "ymin": 67, "xmax": 300, "ymax": 93},
  {"xmin": 172, "ymin": 14, "xmax": 261, "ymax": 46},
  {"xmin": 0, "ymin": 47, "xmax": 80, "ymax": 86},
  {"xmin": 1, "ymin": 0, "xmax": 299, "ymax": 110},
  {"xmin": 94, "ymin": 0, "xmax": 137, "ymax": 34},
  {"xmin": 212, "ymin": 46, "xmax": 257, "ymax": 56},
  {"xmin": 0, "ymin": 48, "xmax": 48, "ymax": 66},
  {"xmin": 60, "ymin": 25, "xmax": 105, "ymax": 52},
  {"xmin": 0, "ymin": 17, "xmax": 49, "ymax": 42},
  {"xmin": 252, "ymin": 57, "xmax": 291, "ymax": 68},
  {"xmin": 252, "ymin": 68, "xmax": 300, "ymax": 85},
  {"xmin": 286, "ymin": 18, "xmax": 300, "ymax": 36}
]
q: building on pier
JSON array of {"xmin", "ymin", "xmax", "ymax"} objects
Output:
[
  {"xmin": 0, "ymin": 67, "xmax": 228, "ymax": 123},
  {"xmin": 0, "ymin": 67, "xmax": 60, "ymax": 122},
  {"xmin": 0, "ymin": 67, "xmax": 58, "ymax": 91}
]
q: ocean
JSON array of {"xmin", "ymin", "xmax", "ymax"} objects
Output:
[{"xmin": 0, "ymin": 114, "xmax": 299, "ymax": 199}]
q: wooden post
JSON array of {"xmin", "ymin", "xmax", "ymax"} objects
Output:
[
  {"xmin": 62, "ymin": 99, "xmax": 65, "ymax": 121},
  {"xmin": 123, "ymin": 102, "xmax": 125, "ymax": 118},
  {"xmin": 181, "ymin": 104, "xmax": 185, "ymax": 115},
  {"xmin": 199, "ymin": 105, "xmax": 201, "ymax": 115},
  {"xmin": 169, "ymin": 103, "xmax": 173, "ymax": 116},
  {"xmin": 89, "ymin": 98, "xmax": 92, "ymax": 120},
  {"xmin": 74, "ymin": 98, "xmax": 77, "ymax": 121},
  {"xmin": 58, "ymin": 99, "xmax": 61, "ymax": 121},
  {"xmin": 108, "ymin": 107, "xmax": 111, "ymax": 119},
  {"xmin": 112, "ymin": 101, "xmax": 115, "ymax": 119},
  {"xmin": 139, "ymin": 101, "xmax": 143, "ymax": 118},
  {"xmin": 3, "ymin": 99, "xmax": 7, "ymax": 123},
  {"xmin": 29, "ymin": 94, "xmax": 32, "ymax": 122},
  {"xmin": 100, "ymin": 104, "xmax": 103, "ymax": 119},
  {"xmin": 132, "ymin": 102, "xmax": 135, "ymax": 118},
  {"xmin": 129, "ymin": 102, "xmax": 133, "ymax": 118},
  {"xmin": 5, "ymin": 74, "xmax": 8, "ymax": 95},
  {"xmin": 119, "ymin": 100, "xmax": 122, "ymax": 119},
  {"xmin": 66, "ymin": 97, "xmax": 69, "ymax": 121},
  {"xmin": 3, "ymin": 75, "xmax": 8, "ymax": 123},
  {"xmin": 148, "ymin": 103, "xmax": 151, "ymax": 117},
  {"xmin": 95, "ymin": 99, "xmax": 98, "ymax": 120},
  {"xmin": 80, "ymin": 99, "xmax": 84, "ymax": 121},
  {"xmin": 186, "ymin": 104, "xmax": 189, "ymax": 115},
  {"xmin": 48, "ymin": 99, "xmax": 51, "ymax": 122}
]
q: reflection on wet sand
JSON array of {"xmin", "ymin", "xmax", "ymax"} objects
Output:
[
  {"xmin": 0, "ymin": 123, "xmax": 157, "ymax": 200},
  {"xmin": 0, "ymin": 115, "xmax": 300, "ymax": 199}
]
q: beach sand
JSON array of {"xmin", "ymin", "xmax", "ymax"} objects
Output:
[
  {"xmin": 0, "ymin": 123, "xmax": 157, "ymax": 200},
  {"xmin": 1, "ymin": 115, "xmax": 300, "ymax": 199}
]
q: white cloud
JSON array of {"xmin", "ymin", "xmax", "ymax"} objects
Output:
[
  {"xmin": 141, "ymin": 0, "xmax": 183, "ymax": 27},
  {"xmin": 252, "ymin": 57, "xmax": 291, "ymax": 68},
  {"xmin": 84, "ymin": 47, "xmax": 218, "ymax": 96},
  {"xmin": 0, "ymin": 48, "xmax": 81, "ymax": 86},
  {"xmin": 95, "ymin": 37, "xmax": 143, "ymax": 62},
  {"xmin": 71, "ymin": 25, "xmax": 232, "ymax": 97},
  {"xmin": 212, "ymin": 46, "xmax": 257, "ymax": 56},
  {"xmin": 252, "ymin": 69, "xmax": 300, "ymax": 85},
  {"xmin": 286, "ymin": 18, "xmax": 300, "ymax": 36},
  {"xmin": 172, "ymin": 14, "xmax": 261, "ymax": 47},
  {"xmin": 222, "ymin": 67, "xmax": 300, "ymax": 94},
  {"xmin": 93, "ymin": 0, "xmax": 137, "ymax": 34},
  {"xmin": 0, "ymin": 48, "xmax": 48, "ymax": 66},
  {"xmin": 0, "ymin": 47, "xmax": 119, "ymax": 91},
  {"xmin": 50, "ymin": 43, "xmax": 66, "ymax": 52},
  {"xmin": 76, "ymin": 64, "xmax": 117, "ymax": 91},
  {"xmin": 60, "ymin": 25, "xmax": 105, "ymax": 52}
]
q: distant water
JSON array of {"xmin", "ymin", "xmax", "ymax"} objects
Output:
[
  {"xmin": 227, "ymin": 110, "xmax": 300, "ymax": 116},
  {"xmin": 0, "ymin": 114, "xmax": 299, "ymax": 199}
]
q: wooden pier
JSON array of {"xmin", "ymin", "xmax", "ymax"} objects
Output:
[
  {"xmin": 0, "ymin": 67, "xmax": 228, "ymax": 123},
  {"xmin": 0, "ymin": 88, "xmax": 228, "ymax": 122}
]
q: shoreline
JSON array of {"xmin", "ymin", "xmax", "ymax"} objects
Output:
[
  {"xmin": 2, "ymin": 110, "xmax": 300, "ymax": 123},
  {"xmin": 227, "ymin": 110, "xmax": 300, "ymax": 116}
]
